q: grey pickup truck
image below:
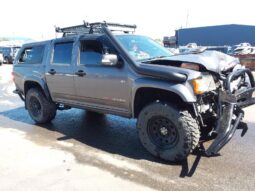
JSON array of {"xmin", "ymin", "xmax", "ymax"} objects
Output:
[{"xmin": 13, "ymin": 22, "xmax": 255, "ymax": 162}]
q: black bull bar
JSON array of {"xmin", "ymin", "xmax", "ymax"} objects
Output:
[{"xmin": 206, "ymin": 69, "xmax": 255, "ymax": 156}]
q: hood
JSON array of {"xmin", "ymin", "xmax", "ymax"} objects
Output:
[{"xmin": 166, "ymin": 50, "xmax": 239, "ymax": 73}]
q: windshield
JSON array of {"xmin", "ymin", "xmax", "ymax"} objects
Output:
[{"xmin": 115, "ymin": 35, "xmax": 173, "ymax": 61}]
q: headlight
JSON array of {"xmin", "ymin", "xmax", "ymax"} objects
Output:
[
  {"xmin": 192, "ymin": 78, "xmax": 207, "ymax": 95},
  {"xmin": 192, "ymin": 74, "xmax": 217, "ymax": 95},
  {"xmin": 180, "ymin": 63, "xmax": 200, "ymax": 71}
]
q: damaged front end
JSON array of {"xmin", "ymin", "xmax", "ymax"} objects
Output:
[
  {"xmin": 138, "ymin": 48, "xmax": 254, "ymax": 156},
  {"xmin": 199, "ymin": 68, "xmax": 255, "ymax": 156}
]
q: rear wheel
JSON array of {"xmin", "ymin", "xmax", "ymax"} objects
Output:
[
  {"xmin": 26, "ymin": 88, "xmax": 56, "ymax": 124},
  {"xmin": 137, "ymin": 102, "xmax": 200, "ymax": 162}
]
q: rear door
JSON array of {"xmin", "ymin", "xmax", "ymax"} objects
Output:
[{"xmin": 45, "ymin": 38, "xmax": 76, "ymax": 103}]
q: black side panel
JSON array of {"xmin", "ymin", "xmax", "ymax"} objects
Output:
[{"xmin": 136, "ymin": 64, "xmax": 187, "ymax": 83}]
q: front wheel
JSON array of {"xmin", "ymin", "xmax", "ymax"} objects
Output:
[
  {"xmin": 26, "ymin": 88, "xmax": 56, "ymax": 124},
  {"xmin": 137, "ymin": 102, "xmax": 200, "ymax": 162}
]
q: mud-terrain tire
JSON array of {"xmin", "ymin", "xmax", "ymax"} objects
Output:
[
  {"xmin": 137, "ymin": 102, "xmax": 200, "ymax": 162},
  {"xmin": 26, "ymin": 88, "xmax": 56, "ymax": 124}
]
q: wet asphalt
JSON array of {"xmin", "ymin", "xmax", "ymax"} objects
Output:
[{"xmin": 0, "ymin": 64, "xmax": 255, "ymax": 191}]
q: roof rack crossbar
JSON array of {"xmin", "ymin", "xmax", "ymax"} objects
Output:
[{"xmin": 55, "ymin": 21, "xmax": 136, "ymax": 36}]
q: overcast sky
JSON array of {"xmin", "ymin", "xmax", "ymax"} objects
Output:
[{"xmin": 0, "ymin": 0, "xmax": 254, "ymax": 40}]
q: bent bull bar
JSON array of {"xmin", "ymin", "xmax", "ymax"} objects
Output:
[{"xmin": 206, "ymin": 69, "xmax": 255, "ymax": 156}]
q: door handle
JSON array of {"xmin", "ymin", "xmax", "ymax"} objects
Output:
[
  {"xmin": 75, "ymin": 70, "xmax": 86, "ymax": 77},
  {"xmin": 48, "ymin": 69, "xmax": 56, "ymax": 75}
]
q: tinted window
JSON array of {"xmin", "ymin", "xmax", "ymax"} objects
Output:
[
  {"xmin": 79, "ymin": 37, "xmax": 118, "ymax": 66},
  {"xmin": 53, "ymin": 42, "xmax": 73, "ymax": 65},
  {"xmin": 98, "ymin": 36, "xmax": 118, "ymax": 55},
  {"xmin": 80, "ymin": 40, "xmax": 103, "ymax": 65},
  {"xmin": 19, "ymin": 46, "xmax": 45, "ymax": 64}
]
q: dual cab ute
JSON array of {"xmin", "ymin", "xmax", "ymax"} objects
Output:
[{"xmin": 13, "ymin": 22, "xmax": 255, "ymax": 162}]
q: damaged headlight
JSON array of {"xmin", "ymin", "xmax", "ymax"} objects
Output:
[{"xmin": 192, "ymin": 74, "xmax": 217, "ymax": 95}]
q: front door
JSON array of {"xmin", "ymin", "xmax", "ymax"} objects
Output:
[
  {"xmin": 74, "ymin": 36, "xmax": 131, "ymax": 115},
  {"xmin": 45, "ymin": 39, "xmax": 76, "ymax": 103}
]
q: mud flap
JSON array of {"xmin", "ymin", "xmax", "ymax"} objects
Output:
[{"xmin": 13, "ymin": 89, "xmax": 25, "ymax": 102}]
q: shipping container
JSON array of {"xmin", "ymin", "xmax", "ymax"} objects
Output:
[{"xmin": 176, "ymin": 24, "xmax": 255, "ymax": 46}]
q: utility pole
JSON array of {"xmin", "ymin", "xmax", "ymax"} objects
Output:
[{"xmin": 186, "ymin": 9, "xmax": 189, "ymax": 28}]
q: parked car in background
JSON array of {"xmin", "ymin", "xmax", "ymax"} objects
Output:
[
  {"xmin": 205, "ymin": 46, "xmax": 232, "ymax": 54},
  {"xmin": 0, "ymin": 46, "xmax": 20, "ymax": 64},
  {"xmin": 0, "ymin": 52, "xmax": 4, "ymax": 65},
  {"xmin": 179, "ymin": 43, "xmax": 207, "ymax": 54},
  {"xmin": 163, "ymin": 36, "xmax": 176, "ymax": 47}
]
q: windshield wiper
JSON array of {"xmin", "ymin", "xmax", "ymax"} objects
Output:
[
  {"xmin": 177, "ymin": 47, "xmax": 207, "ymax": 55},
  {"xmin": 140, "ymin": 56, "xmax": 170, "ymax": 62}
]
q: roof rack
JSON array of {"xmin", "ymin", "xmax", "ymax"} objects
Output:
[{"xmin": 55, "ymin": 21, "xmax": 137, "ymax": 37}]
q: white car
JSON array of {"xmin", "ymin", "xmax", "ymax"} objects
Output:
[{"xmin": 0, "ymin": 53, "xmax": 4, "ymax": 65}]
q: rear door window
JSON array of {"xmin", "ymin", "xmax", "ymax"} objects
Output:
[{"xmin": 53, "ymin": 42, "xmax": 73, "ymax": 65}]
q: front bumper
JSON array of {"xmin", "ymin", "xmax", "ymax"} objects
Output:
[{"xmin": 206, "ymin": 69, "xmax": 255, "ymax": 156}]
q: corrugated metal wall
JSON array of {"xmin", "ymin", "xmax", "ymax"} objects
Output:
[{"xmin": 176, "ymin": 24, "xmax": 255, "ymax": 46}]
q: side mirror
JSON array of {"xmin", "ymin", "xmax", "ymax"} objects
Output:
[{"xmin": 101, "ymin": 54, "xmax": 118, "ymax": 66}]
